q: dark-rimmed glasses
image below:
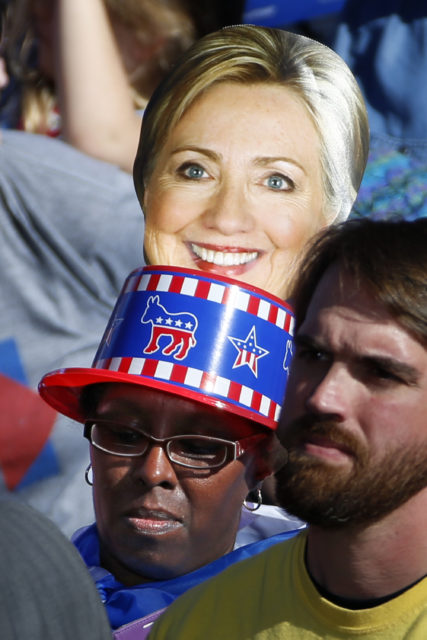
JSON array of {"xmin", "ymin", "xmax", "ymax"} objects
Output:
[{"xmin": 84, "ymin": 419, "xmax": 266, "ymax": 470}]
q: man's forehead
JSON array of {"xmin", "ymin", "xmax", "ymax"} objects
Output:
[{"xmin": 305, "ymin": 264, "xmax": 373, "ymax": 317}]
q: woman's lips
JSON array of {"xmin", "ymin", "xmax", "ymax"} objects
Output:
[
  {"xmin": 187, "ymin": 242, "xmax": 261, "ymax": 274},
  {"xmin": 126, "ymin": 508, "xmax": 183, "ymax": 535}
]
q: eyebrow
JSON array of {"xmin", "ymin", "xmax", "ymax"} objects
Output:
[
  {"xmin": 253, "ymin": 156, "xmax": 306, "ymax": 173},
  {"xmin": 95, "ymin": 399, "xmax": 153, "ymax": 424},
  {"xmin": 294, "ymin": 334, "xmax": 325, "ymax": 351},
  {"xmin": 171, "ymin": 145, "xmax": 220, "ymax": 162},
  {"xmin": 171, "ymin": 145, "xmax": 306, "ymax": 173}
]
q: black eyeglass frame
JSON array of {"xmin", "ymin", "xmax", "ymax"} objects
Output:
[{"xmin": 83, "ymin": 419, "xmax": 267, "ymax": 470}]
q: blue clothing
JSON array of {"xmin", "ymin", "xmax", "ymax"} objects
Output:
[
  {"xmin": 74, "ymin": 510, "xmax": 303, "ymax": 630},
  {"xmin": 351, "ymin": 139, "xmax": 427, "ymax": 221},
  {"xmin": 331, "ymin": 0, "xmax": 427, "ymax": 220},
  {"xmin": 333, "ymin": 0, "xmax": 427, "ymax": 145}
]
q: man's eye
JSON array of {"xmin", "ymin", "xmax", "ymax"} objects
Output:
[
  {"xmin": 368, "ymin": 364, "xmax": 401, "ymax": 384},
  {"xmin": 296, "ymin": 345, "xmax": 327, "ymax": 362},
  {"xmin": 265, "ymin": 174, "xmax": 293, "ymax": 191}
]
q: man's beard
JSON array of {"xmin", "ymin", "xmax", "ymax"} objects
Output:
[{"xmin": 275, "ymin": 416, "xmax": 427, "ymax": 528}]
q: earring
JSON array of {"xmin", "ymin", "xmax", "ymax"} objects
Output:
[
  {"xmin": 243, "ymin": 486, "xmax": 262, "ymax": 512},
  {"xmin": 85, "ymin": 463, "xmax": 93, "ymax": 487}
]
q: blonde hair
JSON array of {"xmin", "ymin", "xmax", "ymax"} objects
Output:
[
  {"xmin": 1, "ymin": 0, "xmax": 196, "ymax": 133},
  {"xmin": 134, "ymin": 25, "xmax": 369, "ymax": 223}
]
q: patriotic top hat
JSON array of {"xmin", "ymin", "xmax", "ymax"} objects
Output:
[{"xmin": 39, "ymin": 266, "xmax": 294, "ymax": 430}]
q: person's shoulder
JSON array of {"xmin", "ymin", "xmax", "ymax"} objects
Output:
[
  {"xmin": 149, "ymin": 532, "xmax": 303, "ymax": 640},
  {"xmin": 0, "ymin": 498, "xmax": 112, "ymax": 639},
  {"xmin": 0, "ymin": 129, "xmax": 135, "ymax": 191}
]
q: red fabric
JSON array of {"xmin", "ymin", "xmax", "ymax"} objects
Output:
[{"xmin": 0, "ymin": 374, "xmax": 57, "ymax": 489}]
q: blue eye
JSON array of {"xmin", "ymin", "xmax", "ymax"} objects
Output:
[
  {"xmin": 179, "ymin": 163, "xmax": 207, "ymax": 179},
  {"xmin": 266, "ymin": 174, "xmax": 293, "ymax": 191}
]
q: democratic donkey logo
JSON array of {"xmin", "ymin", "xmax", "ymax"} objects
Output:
[{"xmin": 141, "ymin": 295, "xmax": 198, "ymax": 360}]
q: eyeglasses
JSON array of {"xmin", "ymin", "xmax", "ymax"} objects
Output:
[{"xmin": 84, "ymin": 419, "xmax": 266, "ymax": 470}]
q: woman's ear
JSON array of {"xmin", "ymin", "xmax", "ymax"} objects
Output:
[{"xmin": 253, "ymin": 434, "xmax": 288, "ymax": 482}]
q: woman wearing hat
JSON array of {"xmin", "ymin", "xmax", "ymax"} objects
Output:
[{"xmin": 40, "ymin": 266, "xmax": 303, "ymax": 636}]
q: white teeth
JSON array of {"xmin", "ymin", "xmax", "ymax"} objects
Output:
[
  {"xmin": 191, "ymin": 244, "xmax": 258, "ymax": 266},
  {"xmin": 216, "ymin": 252, "xmax": 224, "ymax": 266}
]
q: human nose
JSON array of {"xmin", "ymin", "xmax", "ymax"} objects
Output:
[
  {"xmin": 132, "ymin": 444, "xmax": 178, "ymax": 489},
  {"xmin": 305, "ymin": 363, "xmax": 351, "ymax": 420},
  {"xmin": 202, "ymin": 180, "xmax": 255, "ymax": 236}
]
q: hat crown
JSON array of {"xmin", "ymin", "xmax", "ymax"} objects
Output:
[{"xmin": 93, "ymin": 266, "xmax": 294, "ymax": 429}]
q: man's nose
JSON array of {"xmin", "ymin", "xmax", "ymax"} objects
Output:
[{"xmin": 305, "ymin": 363, "xmax": 352, "ymax": 421}]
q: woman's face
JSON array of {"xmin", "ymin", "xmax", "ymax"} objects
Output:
[
  {"xmin": 143, "ymin": 82, "xmax": 327, "ymax": 299},
  {"xmin": 90, "ymin": 384, "xmax": 263, "ymax": 585}
]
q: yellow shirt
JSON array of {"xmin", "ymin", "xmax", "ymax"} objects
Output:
[{"xmin": 149, "ymin": 531, "xmax": 427, "ymax": 639}]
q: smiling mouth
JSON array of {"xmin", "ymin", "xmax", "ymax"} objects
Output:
[{"xmin": 190, "ymin": 242, "xmax": 259, "ymax": 267}]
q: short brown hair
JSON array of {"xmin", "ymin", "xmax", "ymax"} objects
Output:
[{"xmin": 290, "ymin": 218, "xmax": 427, "ymax": 347}]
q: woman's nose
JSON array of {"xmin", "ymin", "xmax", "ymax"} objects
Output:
[
  {"xmin": 202, "ymin": 181, "xmax": 255, "ymax": 236},
  {"xmin": 132, "ymin": 445, "xmax": 178, "ymax": 488}
]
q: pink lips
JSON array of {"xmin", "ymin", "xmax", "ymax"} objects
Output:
[{"xmin": 126, "ymin": 508, "xmax": 183, "ymax": 535}]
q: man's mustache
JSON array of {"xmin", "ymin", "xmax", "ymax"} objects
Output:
[{"xmin": 279, "ymin": 415, "xmax": 363, "ymax": 455}]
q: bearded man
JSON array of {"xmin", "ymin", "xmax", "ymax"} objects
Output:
[{"xmin": 148, "ymin": 217, "xmax": 427, "ymax": 640}]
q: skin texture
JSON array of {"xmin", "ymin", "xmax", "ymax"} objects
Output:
[
  {"xmin": 143, "ymin": 82, "xmax": 327, "ymax": 299},
  {"xmin": 90, "ymin": 384, "xmax": 265, "ymax": 585},
  {"xmin": 277, "ymin": 264, "xmax": 427, "ymax": 528},
  {"xmin": 56, "ymin": 0, "xmax": 142, "ymax": 171}
]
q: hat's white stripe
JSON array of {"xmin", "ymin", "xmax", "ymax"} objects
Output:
[
  {"xmin": 132, "ymin": 271, "xmax": 293, "ymax": 329},
  {"xmin": 95, "ymin": 355, "xmax": 279, "ymax": 419}
]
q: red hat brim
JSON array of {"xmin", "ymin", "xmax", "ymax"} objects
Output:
[{"xmin": 39, "ymin": 367, "xmax": 277, "ymax": 430}]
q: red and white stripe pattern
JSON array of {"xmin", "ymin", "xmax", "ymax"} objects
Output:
[
  {"xmin": 95, "ymin": 356, "xmax": 282, "ymax": 422},
  {"xmin": 123, "ymin": 271, "xmax": 294, "ymax": 335}
]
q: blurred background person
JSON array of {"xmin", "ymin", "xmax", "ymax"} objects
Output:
[
  {"xmin": 0, "ymin": 0, "xmax": 245, "ymax": 170},
  {"xmin": 0, "ymin": 498, "xmax": 112, "ymax": 640},
  {"xmin": 330, "ymin": 0, "xmax": 427, "ymax": 221}
]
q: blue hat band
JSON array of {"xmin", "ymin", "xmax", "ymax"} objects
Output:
[{"xmin": 93, "ymin": 266, "xmax": 294, "ymax": 428}]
